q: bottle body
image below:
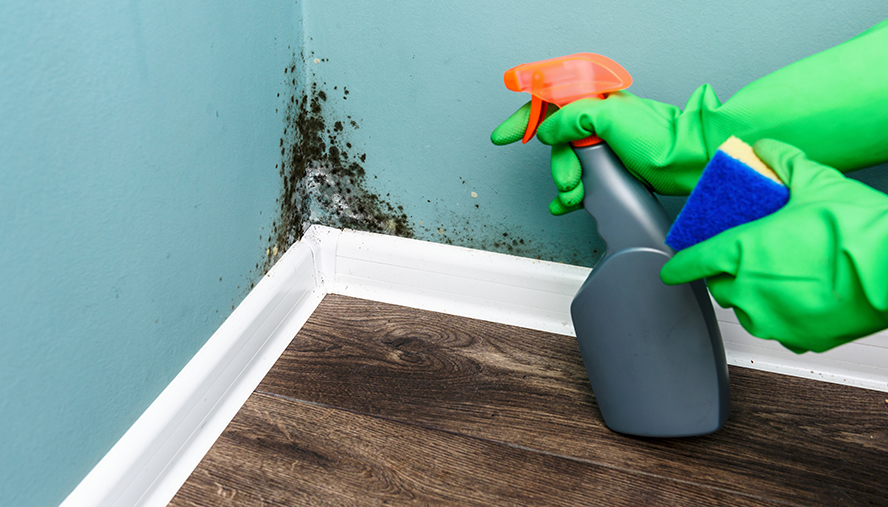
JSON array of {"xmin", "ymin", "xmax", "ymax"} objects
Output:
[{"xmin": 571, "ymin": 143, "xmax": 730, "ymax": 437}]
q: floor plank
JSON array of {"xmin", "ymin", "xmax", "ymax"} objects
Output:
[
  {"xmin": 255, "ymin": 294, "xmax": 888, "ymax": 506},
  {"xmin": 169, "ymin": 392, "xmax": 782, "ymax": 507}
]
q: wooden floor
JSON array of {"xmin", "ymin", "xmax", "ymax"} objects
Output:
[{"xmin": 170, "ymin": 294, "xmax": 888, "ymax": 506}]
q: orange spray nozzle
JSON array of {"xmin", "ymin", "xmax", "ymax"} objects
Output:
[{"xmin": 503, "ymin": 53, "xmax": 632, "ymax": 144}]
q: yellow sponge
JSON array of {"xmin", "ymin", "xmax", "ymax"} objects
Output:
[{"xmin": 718, "ymin": 136, "xmax": 783, "ymax": 184}]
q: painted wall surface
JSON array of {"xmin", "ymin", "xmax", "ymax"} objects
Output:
[
  {"xmin": 2, "ymin": 1, "xmax": 887, "ymax": 505},
  {"xmin": 0, "ymin": 1, "xmax": 296, "ymax": 505},
  {"xmin": 292, "ymin": 1, "xmax": 888, "ymax": 267}
]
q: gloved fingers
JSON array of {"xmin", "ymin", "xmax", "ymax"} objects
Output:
[
  {"xmin": 702, "ymin": 274, "xmax": 738, "ymax": 310},
  {"xmin": 549, "ymin": 197, "xmax": 582, "ymax": 215},
  {"xmin": 536, "ymin": 97, "xmax": 606, "ymax": 145},
  {"xmin": 721, "ymin": 290, "xmax": 811, "ymax": 354},
  {"xmin": 550, "ymin": 143, "xmax": 582, "ymax": 191},
  {"xmin": 722, "ymin": 295, "xmax": 790, "ymax": 350},
  {"xmin": 490, "ymin": 102, "xmax": 532, "ymax": 145},
  {"xmin": 778, "ymin": 341, "xmax": 810, "ymax": 354},
  {"xmin": 659, "ymin": 232, "xmax": 742, "ymax": 285},
  {"xmin": 558, "ymin": 181, "xmax": 584, "ymax": 207}
]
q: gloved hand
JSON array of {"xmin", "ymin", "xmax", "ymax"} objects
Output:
[
  {"xmin": 660, "ymin": 139, "xmax": 888, "ymax": 353},
  {"xmin": 491, "ymin": 91, "xmax": 716, "ymax": 214},
  {"xmin": 490, "ymin": 101, "xmax": 581, "ymax": 215},
  {"xmin": 491, "ymin": 19, "xmax": 888, "ymax": 215}
]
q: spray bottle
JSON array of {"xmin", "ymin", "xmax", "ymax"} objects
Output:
[{"xmin": 504, "ymin": 54, "xmax": 730, "ymax": 437}]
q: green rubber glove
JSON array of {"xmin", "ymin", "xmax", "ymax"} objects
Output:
[
  {"xmin": 491, "ymin": 102, "xmax": 585, "ymax": 215},
  {"xmin": 661, "ymin": 139, "xmax": 888, "ymax": 353},
  {"xmin": 492, "ymin": 19, "xmax": 888, "ymax": 215}
]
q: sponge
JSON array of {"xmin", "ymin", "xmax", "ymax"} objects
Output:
[{"xmin": 665, "ymin": 136, "xmax": 790, "ymax": 251}]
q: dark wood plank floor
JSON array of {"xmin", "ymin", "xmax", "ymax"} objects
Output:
[{"xmin": 170, "ymin": 294, "xmax": 888, "ymax": 507}]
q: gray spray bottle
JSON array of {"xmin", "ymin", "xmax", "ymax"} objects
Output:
[
  {"xmin": 571, "ymin": 141, "xmax": 730, "ymax": 437},
  {"xmin": 503, "ymin": 53, "xmax": 730, "ymax": 437}
]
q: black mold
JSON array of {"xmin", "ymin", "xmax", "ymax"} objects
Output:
[
  {"xmin": 262, "ymin": 57, "xmax": 598, "ymax": 274},
  {"xmin": 416, "ymin": 192, "xmax": 602, "ymax": 266},
  {"xmin": 265, "ymin": 53, "xmax": 414, "ymax": 271}
]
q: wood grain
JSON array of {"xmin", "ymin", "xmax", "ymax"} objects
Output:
[
  {"xmin": 255, "ymin": 294, "xmax": 888, "ymax": 506},
  {"xmin": 169, "ymin": 392, "xmax": 782, "ymax": 507}
]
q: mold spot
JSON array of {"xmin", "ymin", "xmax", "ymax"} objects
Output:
[
  {"xmin": 414, "ymin": 193, "xmax": 601, "ymax": 266},
  {"xmin": 265, "ymin": 53, "xmax": 414, "ymax": 272}
]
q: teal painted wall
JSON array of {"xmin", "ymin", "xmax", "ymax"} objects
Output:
[
  {"xmin": 292, "ymin": 1, "xmax": 888, "ymax": 267},
  {"xmin": 0, "ymin": 1, "xmax": 297, "ymax": 505},
  {"xmin": 2, "ymin": 1, "xmax": 887, "ymax": 505}
]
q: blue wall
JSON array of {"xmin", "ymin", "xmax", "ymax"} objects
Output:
[
  {"xmin": 1, "ymin": 1, "xmax": 886, "ymax": 505},
  {"xmin": 0, "ymin": 1, "xmax": 297, "ymax": 505},
  {"xmin": 297, "ymin": 1, "xmax": 888, "ymax": 266}
]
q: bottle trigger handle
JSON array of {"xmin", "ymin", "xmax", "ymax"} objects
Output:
[{"xmin": 503, "ymin": 53, "xmax": 632, "ymax": 144}]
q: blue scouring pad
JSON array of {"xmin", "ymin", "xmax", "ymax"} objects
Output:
[{"xmin": 665, "ymin": 136, "xmax": 790, "ymax": 251}]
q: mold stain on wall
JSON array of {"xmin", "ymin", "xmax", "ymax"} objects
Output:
[
  {"xmin": 410, "ymin": 175, "xmax": 603, "ymax": 266},
  {"xmin": 414, "ymin": 207, "xmax": 601, "ymax": 267},
  {"xmin": 258, "ymin": 53, "xmax": 602, "ymax": 275},
  {"xmin": 264, "ymin": 54, "xmax": 414, "ymax": 271}
]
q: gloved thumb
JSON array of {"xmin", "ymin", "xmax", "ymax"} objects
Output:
[
  {"xmin": 491, "ymin": 101, "xmax": 559, "ymax": 145},
  {"xmin": 491, "ymin": 102, "xmax": 532, "ymax": 145},
  {"xmin": 752, "ymin": 139, "xmax": 838, "ymax": 189}
]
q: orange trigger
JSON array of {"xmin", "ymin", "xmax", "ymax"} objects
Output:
[{"xmin": 522, "ymin": 95, "xmax": 548, "ymax": 144}]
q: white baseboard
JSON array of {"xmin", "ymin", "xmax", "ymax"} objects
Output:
[
  {"xmin": 62, "ymin": 225, "xmax": 888, "ymax": 507},
  {"xmin": 60, "ymin": 238, "xmax": 326, "ymax": 507},
  {"xmin": 331, "ymin": 228, "xmax": 888, "ymax": 392}
]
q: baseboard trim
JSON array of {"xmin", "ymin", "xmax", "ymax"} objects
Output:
[
  {"xmin": 60, "ymin": 238, "xmax": 325, "ymax": 507},
  {"xmin": 62, "ymin": 225, "xmax": 888, "ymax": 507}
]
